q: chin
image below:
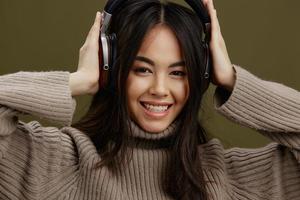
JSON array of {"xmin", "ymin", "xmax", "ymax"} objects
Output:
[{"xmin": 139, "ymin": 120, "xmax": 171, "ymax": 133}]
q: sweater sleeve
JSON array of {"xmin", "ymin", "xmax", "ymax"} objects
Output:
[
  {"xmin": 0, "ymin": 71, "xmax": 79, "ymax": 198},
  {"xmin": 214, "ymin": 65, "xmax": 300, "ymax": 148},
  {"xmin": 0, "ymin": 71, "xmax": 76, "ymax": 130},
  {"xmin": 206, "ymin": 65, "xmax": 300, "ymax": 199}
]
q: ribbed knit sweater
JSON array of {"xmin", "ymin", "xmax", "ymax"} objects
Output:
[{"xmin": 0, "ymin": 65, "xmax": 299, "ymax": 200}]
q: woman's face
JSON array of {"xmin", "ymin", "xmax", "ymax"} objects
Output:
[{"xmin": 126, "ymin": 24, "xmax": 189, "ymax": 133}]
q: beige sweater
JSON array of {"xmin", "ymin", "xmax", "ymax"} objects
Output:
[{"xmin": 0, "ymin": 65, "xmax": 299, "ymax": 200}]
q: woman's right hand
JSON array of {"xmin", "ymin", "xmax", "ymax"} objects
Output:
[{"xmin": 70, "ymin": 11, "xmax": 102, "ymax": 96}]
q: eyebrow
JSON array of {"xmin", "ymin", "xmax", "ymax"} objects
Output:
[{"xmin": 135, "ymin": 56, "xmax": 185, "ymax": 68}]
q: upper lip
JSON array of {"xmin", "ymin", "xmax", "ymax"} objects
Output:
[{"xmin": 140, "ymin": 101, "xmax": 173, "ymax": 106}]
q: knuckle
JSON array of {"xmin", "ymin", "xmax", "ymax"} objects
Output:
[
  {"xmin": 91, "ymin": 24, "xmax": 98, "ymax": 32},
  {"xmin": 80, "ymin": 43, "xmax": 96, "ymax": 53},
  {"xmin": 85, "ymin": 43, "xmax": 94, "ymax": 50},
  {"xmin": 80, "ymin": 45, "xmax": 87, "ymax": 52}
]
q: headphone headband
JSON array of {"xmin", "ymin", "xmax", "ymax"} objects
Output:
[
  {"xmin": 104, "ymin": 0, "xmax": 128, "ymax": 14},
  {"xmin": 185, "ymin": 0, "xmax": 210, "ymax": 31},
  {"xmin": 103, "ymin": 0, "xmax": 210, "ymax": 31}
]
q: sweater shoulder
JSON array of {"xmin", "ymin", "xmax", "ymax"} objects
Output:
[
  {"xmin": 2, "ymin": 119, "xmax": 97, "ymax": 168},
  {"xmin": 26, "ymin": 119, "xmax": 98, "ymax": 162},
  {"xmin": 199, "ymin": 138, "xmax": 281, "ymax": 171}
]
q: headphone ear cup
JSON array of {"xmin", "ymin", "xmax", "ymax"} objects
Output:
[
  {"xmin": 99, "ymin": 35, "xmax": 109, "ymax": 90},
  {"xmin": 106, "ymin": 33, "xmax": 117, "ymax": 89},
  {"xmin": 110, "ymin": 33, "xmax": 117, "ymax": 70},
  {"xmin": 201, "ymin": 42, "xmax": 211, "ymax": 94},
  {"xmin": 98, "ymin": 33, "xmax": 117, "ymax": 91}
]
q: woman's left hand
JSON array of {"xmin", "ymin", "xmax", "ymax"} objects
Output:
[{"xmin": 202, "ymin": 0, "xmax": 236, "ymax": 91}]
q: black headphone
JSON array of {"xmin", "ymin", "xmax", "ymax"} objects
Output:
[{"xmin": 99, "ymin": 0, "xmax": 211, "ymax": 93}]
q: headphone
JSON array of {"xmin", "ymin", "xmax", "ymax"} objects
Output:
[{"xmin": 99, "ymin": 0, "xmax": 212, "ymax": 94}]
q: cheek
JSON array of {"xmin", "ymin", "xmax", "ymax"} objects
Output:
[
  {"xmin": 126, "ymin": 74, "xmax": 150, "ymax": 106},
  {"xmin": 171, "ymin": 80, "xmax": 189, "ymax": 104}
]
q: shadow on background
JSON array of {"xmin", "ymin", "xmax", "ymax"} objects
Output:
[{"xmin": 1, "ymin": 0, "xmax": 299, "ymax": 149}]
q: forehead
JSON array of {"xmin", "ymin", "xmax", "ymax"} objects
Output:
[{"xmin": 137, "ymin": 24, "xmax": 183, "ymax": 62}]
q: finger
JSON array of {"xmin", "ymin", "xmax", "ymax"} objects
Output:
[
  {"xmin": 206, "ymin": 0, "xmax": 216, "ymax": 19},
  {"xmin": 202, "ymin": 0, "xmax": 210, "ymax": 11},
  {"xmin": 85, "ymin": 11, "xmax": 102, "ymax": 44},
  {"xmin": 203, "ymin": 0, "xmax": 217, "ymax": 25},
  {"xmin": 210, "ymin": 0, "xmax": 215, "ymax": 9},
  {"xmin": 206, "ymin": 0, "xmax": 221, "ymax": 37}
]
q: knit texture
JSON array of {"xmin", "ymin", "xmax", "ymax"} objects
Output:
[{"xmin": 0, "ymin": 65, "xmax": 299, "ymax": 200}]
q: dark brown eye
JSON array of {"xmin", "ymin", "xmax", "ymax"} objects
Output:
[
  {"xmin": 133, "ymin": 67, "xmax": 152, "ymax": 74},
  {"xmin": 170, "ymin": 71, "xmax": 186, "ymax": 77}
]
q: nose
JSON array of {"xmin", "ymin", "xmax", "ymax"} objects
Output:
[{"xmin": 149, "ymin": 75, "xmax": 169, "ymax": 97}]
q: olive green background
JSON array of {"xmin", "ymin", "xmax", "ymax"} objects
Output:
[{"xmin": 1, "ymin": 0, "xmax": 299, "ymax": 148}]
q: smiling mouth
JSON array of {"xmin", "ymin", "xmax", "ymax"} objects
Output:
[{"xmin": 140, "ymin": 102, "xmax": 173, "ymax": 113}]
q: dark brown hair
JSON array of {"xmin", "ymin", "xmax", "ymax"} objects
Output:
[{"xmin": 72, "ymin": 0, "xmax": 209, "ymax": 199}]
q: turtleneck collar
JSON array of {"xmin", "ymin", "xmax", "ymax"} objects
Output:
[
  {"xmin": 128, "ymin": 119, "xmax": 179, "ymax": 140},
  {"xmin": 125, "ymin": 119, "xmax": 180, "ymax": 149}
]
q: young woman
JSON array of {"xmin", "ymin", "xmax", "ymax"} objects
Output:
[{"xmin": 0, "ymin": 0, "xmax": 299, "ymax": 199}]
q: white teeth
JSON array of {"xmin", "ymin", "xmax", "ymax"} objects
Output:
[{"xmin": 143, "ymin": 103, "xmax": 169, "ymax": 112}]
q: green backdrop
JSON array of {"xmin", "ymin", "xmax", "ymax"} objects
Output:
[{"xmin": 1, "ymin": 0, "xmax": 299, "ymax": 148}]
